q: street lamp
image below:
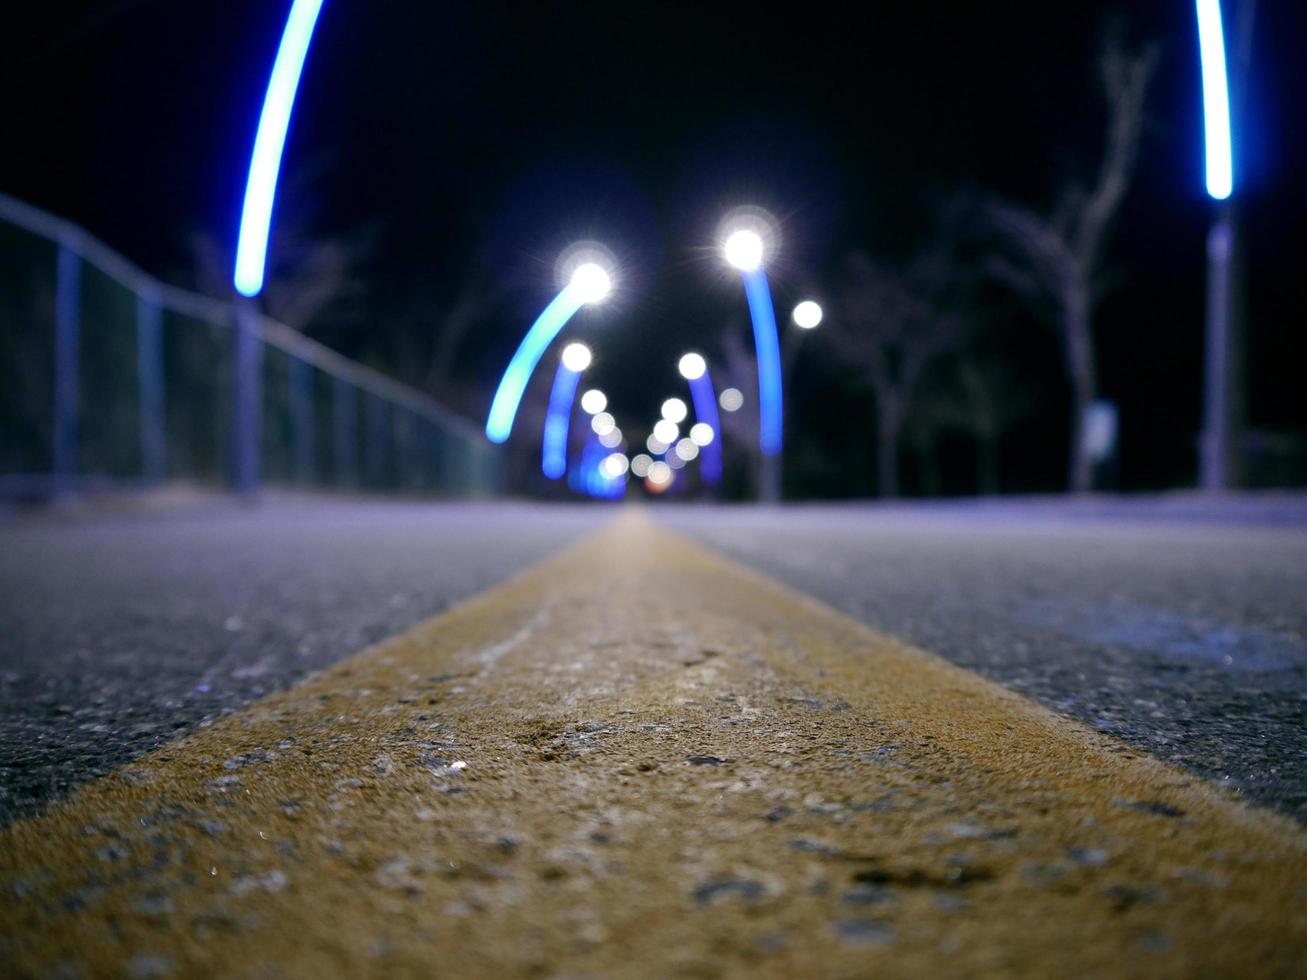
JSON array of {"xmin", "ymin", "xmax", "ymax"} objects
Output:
[
  {"xmin": 792, "ymin": 300, "xmax": 823, "ymax": 329},
  {"xmin": 541, "ymin": 343, "xmax": 591, "ymax": 479},
  {"xmin": 678, "ymin": 350, "xmax": 723, "ymax": 485},
  {"xmin": 485, "ymin": 256, "xmax": 612, "ymax": 444},
  {"xmin": 720, "ymin": 211, "xmax": 783, "ymax": 501},
  {"xmin": 1195, "ymin": 0, "xmax": 1237, "ymax": 490}
]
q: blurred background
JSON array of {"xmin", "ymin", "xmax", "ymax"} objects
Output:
[{"xmin": 2, "ymin": 0, "xmax": 1304, "ymax": 502}]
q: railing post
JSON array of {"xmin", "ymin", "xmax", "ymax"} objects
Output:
[
  {"xmin": 136, "ymin": 290, "xmax": 165, "ymax": 485},
  {"xmin": 332, "ymin": 376, "xmax": 356, "ymax": 488},
  {"xmin": 53, "ymin": 243, "xmax": 81, "ymax": 499},
  {"xmin": 365, "ymin": 394, "xmax": 386, "ymax": 488},
  {"xmin": 232, "ymin": 301, "xmax": 263, "ymax": 495},
  {"xmin": 289, "ymin": 356, "xmax": 314, "ymax": 484}
]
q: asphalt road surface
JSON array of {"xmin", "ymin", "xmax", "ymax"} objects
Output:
[
  {"xmin": 2, "ymin": 494, "xmax": 1305, "ymax": 827},
  {"xmin": 6, "ymin": 508, "xmax": 1304, "ymax": 977},
  {"xmin": 659, "ymin": 499, "xmax": 1307, "ymax": 820},
  {"xmin": 0, "ymin": 499, "xmax": 600, "ymax": 824}
]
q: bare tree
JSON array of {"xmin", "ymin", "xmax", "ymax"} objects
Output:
[
  {"xmin": 978, "ymin": 29, "xmax": 1157, "ymax": 493},
  {"xmin": 824, "ymin": 237, "xmax": 969, "ymax": 498}
]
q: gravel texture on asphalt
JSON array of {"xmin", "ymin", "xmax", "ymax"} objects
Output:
[
  {"xmin": 0, "ymin": 500, "xmax": 602, "ymax": 825},
  {"xmin": 656, "ymin": 500, "xmax": 1307, "ymax": 821}
]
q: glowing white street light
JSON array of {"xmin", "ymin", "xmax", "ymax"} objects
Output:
[
  {"xmin": 661, "ymin": 397, "xmax": 688, "ymax": 424},
  {"xmin": 689, "ymin": 422, "xmax": 715, "ymax": 446},
  {"xmin": 580, "ymin": 388, "xmax": 607, "ymax": 415},
  {"xmin": 485, "ymin": 252, "xmax": 614, "ymax": 444},
  {"xmin": 652, "ymin": 419, "xmax": 679, "ymax": 445},
  {"xmin": 599, "ymin": 452, "xmax": 630, "ymax": 479},
  {"xmin": 560, "ymin": 342, "xmax": 592, "ymax": 372},
  {"xmin": 719, "ymin": 387, "xmax": 744, "ymax": 412},
  {"xmin": 647, "ymin": 460, "xmax": 672, "ymax": 487},
  {"xmin": 678, "ymin": 352, "xmax": 707, "ymax": 381},
  {"xmin": 792, "ymin": 300, "xmax": 823, "ymax": 329},
  {"xmin": 723, "ymin": 229, "xmax": 765, "ymax": 272}
]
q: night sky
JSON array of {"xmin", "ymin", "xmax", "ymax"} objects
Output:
[{"xmin": 6, "ymin": 1, "xmax": 1304, "ymax": 494}]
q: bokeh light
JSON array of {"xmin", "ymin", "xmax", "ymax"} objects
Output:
[
  {"xmin": 561, "ymin": 342, "xmax": 592, "ymax": 371},
  {"xmin": 689, "ymin": 422, "xmax": 715, "ymax": 446},
  {"xmin": 580, "ymin": 389, "xmax": 607, "ymax": 414},
  {"xmin": 591, "ymin": 412, "xmax": 616, "ymax": 436},
  {"xmin": 678, "ymin": 352, "xmax": 706, "ymax": 380},
  {"xmin": 661, "ymin": 398, "xmax": 688, "ymax": 424},
  {"xmin": 653, "ymin": 419, "xmax": 679, "ymax": 444},
  {"xmin": 792, "ymin": 300, "xmax": 823, "ymax": 329},
  {"xmin": 675, "ymin": 438, "xmax": 699, "ymax": 462},
  {"xmin": 630, "ymin": 453, "xmax": 653, "ymax": 478},
  {"xmin": 719, "ymin": 388, "xmax": 744, "ymax": 412}
]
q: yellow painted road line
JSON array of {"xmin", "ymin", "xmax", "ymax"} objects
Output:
[{"xmin": 2, "ymin": 509, "xmax": 1304, "ymax": 977}]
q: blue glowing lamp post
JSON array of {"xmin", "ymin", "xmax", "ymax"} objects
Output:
[
  {"xmin": 486, "ymin": 262, "xmax": 611, "ymax": 444},
  {"xmin": 678, "ymin": 352, "xmax": 723, "ymax": 485},
  {"xmin": 227, "ymin": 0, "xmax": 325, "ymax": 495},
  {"xmin": 723, "ymin": 227, "xmax": 783, "ymax": 502},
  {"xmin": 1195, "ymin": 0, "xmax": 1244, "ymax": 491},
  {"xmin": 541, "ymin": 343, "xmax": 591, "ymax": 479}
]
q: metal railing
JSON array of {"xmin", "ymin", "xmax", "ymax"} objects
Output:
[{"xmin": 0, "ymin": 192, "xmax": 501, "ymax": 499}]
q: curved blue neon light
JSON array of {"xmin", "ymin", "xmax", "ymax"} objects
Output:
[
  {"xmin": 1196, "ymin": 0, "xmax": 1233, "ymax": 200},
  {"xmin": 485, "ymin": 283, "xmax": 587, "ymax": 443},
  {"xmin": 742, "ymin": 268, "xmax": 783, "ymax": 456},
  {"xmin": 234, "ymin": 0, "xmax": 326, "ymax": 297},
  {"xmin": 687, "ymin": 370, "xmax": 723, "ymax": 485},
  {"xmin": 542, "ymin": 362, "xmax": 582, "ymax": 479}
]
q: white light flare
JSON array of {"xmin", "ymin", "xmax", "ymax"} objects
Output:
[
  {"xmin": 560, "ymin": 342, "xmax": 592, "ymax": 372},
  {"xmin": 661, "ymin": 397, "xmax": 688, "ymax": 424},
  {"xmin": 723, "ymin": 229, "xmax": 765, "ymax": 271},
  {"xmin": 570, "ymin": 262, "xmax": 612, "ymax": 304},
  {"xmin": 719, "ymin": 387, "xmax": 744, "ymax": 412},
  {"xmin": 580, "ymin": 389, "xmax": 607, "ymax": 415},
  {"xmin": 792, "ymin": 300, "xmax": 823, "ymax": 329},
  {"xmin": 652, "ymin": 419, "xmax": 679, "ymax": 445},
  {"xmin": 675, "ymin": 438, "xmax": 699, "ymax": 462},
  {"xmin": 678, "ymin": 352, "xmax": 707, "ymax": 381},
  {"xmin": 591, "ymin": 412, "xmax": 616, "ymax": 436},
  {"xmin": 689, "ymin": 422, "xmax": 715, "ymax": 446}
]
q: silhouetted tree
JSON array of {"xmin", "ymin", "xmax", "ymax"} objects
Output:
[
  {"xmin": 977, "ymin": 29, "xmax": 1157, "ymax": 493},
  {"xmin": 825, "ymin": 227, "xmax": 970, "ymax": 498}
]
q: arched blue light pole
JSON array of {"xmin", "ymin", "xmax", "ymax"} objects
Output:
[
  {"xmin": 1195, "ymin": 0, "xmax": 1246, "ymax": 491},
  {"xmin": 542, "ymin": 343, "xmax": 591, "ymax": 479},
  {"xmin": 723, "ymin": 226, "xmax": 782, "ymax": 501},
  {"xmin": 234, "ymin": 0, "xmax": 326, "ymax": 297},
  {"xmin": 486, "ymin": 262, "xmax": 611, "ymax": 443},
  {"xmin": 678, "ymin": 352, "xmax": 722, "ymax": 486}
]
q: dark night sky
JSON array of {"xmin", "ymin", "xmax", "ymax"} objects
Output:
[{"xmin": 5, "ymin": 1, "xmax": 1304, "ymax": 494}]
